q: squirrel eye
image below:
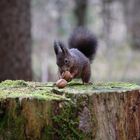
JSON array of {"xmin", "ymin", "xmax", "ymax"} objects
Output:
[{"xmin": 64, "ymin": 59, "xmax": 69, "ymax": 64}]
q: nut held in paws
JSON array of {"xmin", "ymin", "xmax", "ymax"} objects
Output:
[{"xmin": 62, "ymin": 71, "xmax": 73, "ymax": 81}]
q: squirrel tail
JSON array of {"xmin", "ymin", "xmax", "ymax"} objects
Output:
[{"xmin": 68, "ymin": 27, "xmax": 97, "ymax": 62}]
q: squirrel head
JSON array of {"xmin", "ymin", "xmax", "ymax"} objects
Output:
[{"xmin": 54, "ymin": 41, "xmax": 74, "ymax": 72}]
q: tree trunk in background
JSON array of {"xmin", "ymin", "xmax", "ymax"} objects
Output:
[
  {"xmin": 101, "ymin": 0, "xmax": 115, "ymax": 80},
  {"xmin": 122, "ymin": 0, "xmax": 140, "ymax": 50},
  {"xmin": 0, "ymin": 0, "xmax": 32, "ymax": 81},
  {"xmin": 74, "ymin": 0, "xmax": 88, "ymax": 27}
]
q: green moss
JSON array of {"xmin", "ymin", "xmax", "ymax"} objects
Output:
[
  {"xmin": 0, "ymin": 80, "xmax": 139, "ymax": 101},
  {"xmin": 0, "ymin": 80, "xmax": 68, "ymax": 101},
  {"xmin": 0, "ymin": 99, "xmax": 55, "ymax": 140},
  {"xmin": 41, "ymin": 125, "xmax": 54, "ymax": 140},
  {"xmin": 93, "ymin": 82, "xmax": 139, "ymax": 89},
  {"xmin": 0, "ymin": 80, "xmax": 28, "ymax": 88},
  {"xmin": 0, "ymin": 89, "xmax": 68, "ymax": 101},
  {"xmin": 52, "ymin": 102, "xmax": 87, "ymax": 140},
  {"xmin": 0, "ymin": 100, "xmax": 26, "ymax": 140},
  {"xmin": 53, "ymin": 82, "xmax": 140, "ymax": 95}
]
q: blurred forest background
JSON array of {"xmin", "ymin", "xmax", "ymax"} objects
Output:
[{"xmin": 0, "ymin": 0, "xmax": 140, "ymax": 84}]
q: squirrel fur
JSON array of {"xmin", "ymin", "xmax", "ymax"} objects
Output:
[{"xmin": 54, "ymin": 27, "xmax": 97, "ymax": 83}]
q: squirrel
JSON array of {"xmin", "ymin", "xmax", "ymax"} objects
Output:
[{"xmin": 53, "ymin": 27, "xmax": 97, "ymax": 83}]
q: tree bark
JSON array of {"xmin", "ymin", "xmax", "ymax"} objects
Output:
[
  {"xmin": 74, "ymin": 0, "xmax": 88, "ymax": 27},
  {"xmin": 0, "ymin": 80, "xmax": 140, "ymax": 140},
  {"xmin": 122, "ymin": 0, "xmax": 140, "ymax": 50},
  {"xmin": 0, "ymin": 0, "xmax": 32, "ymax": 81}
]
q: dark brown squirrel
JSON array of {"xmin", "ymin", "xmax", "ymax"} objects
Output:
[{"xmin": 54, "ymin": 27, "xmax": 97, "ymax": 83}]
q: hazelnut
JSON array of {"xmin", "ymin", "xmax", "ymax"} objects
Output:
[
  {"xmin": 55, "ymin": 79, "xmax": 67, "ymax": 88},
  {"xmin": 62, "ymin": 71, "xmax": 73, "ymax": 82}
]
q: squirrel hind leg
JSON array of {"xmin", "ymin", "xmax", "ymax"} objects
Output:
[{"xmin": 81, "ymin": 64, "xmax": 91, "ymax": 84}]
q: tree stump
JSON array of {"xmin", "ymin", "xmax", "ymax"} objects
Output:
[{"xmin": 0, "ymin": 80, "xmax": 140, "ymax": 140}]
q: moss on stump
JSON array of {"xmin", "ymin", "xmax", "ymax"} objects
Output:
[{"xmin": 0, "ymin": 80, "xmax": 140, "ymax": 140}]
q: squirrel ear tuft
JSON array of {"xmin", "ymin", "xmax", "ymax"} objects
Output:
[
  {"xmin": 54, "ymin": 41, "xmax": 60, "ymax": 55},
  {"xmin": 59, "ymin": 42, "xmax": 69, "ymax": 55},
  {"xmin": 54, "ymin": 41, "xmax": 69, "ymax": 55}
]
